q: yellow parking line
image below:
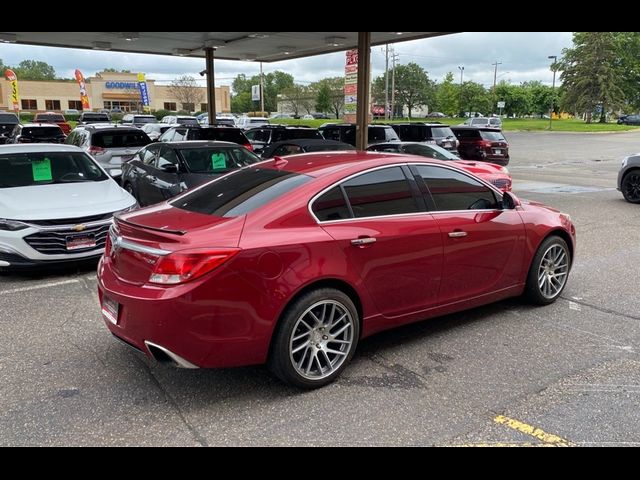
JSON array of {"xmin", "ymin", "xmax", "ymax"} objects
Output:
[
  {"xmin": 494, "ymin": 415, "xmax": 572, "ymax": 446},
  {"xmin": 452, "ymin": 442, "xmax": 555, "ymax": 447}
]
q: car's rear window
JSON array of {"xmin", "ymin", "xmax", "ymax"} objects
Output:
[
  {"xmin": 190, "ymin": 128, "xmax": 248, "ymax": 144},
  {"xmin": 35, "ymin": 114, "xmax": 65, "ymax": 122},
  {"xmin": 134, "ymin": 116, "xmax": 157, "ymax": 124},
  {"xmin": 273, "ymin": 129, "xmax": 323, "ymax": 142},
  {"xmin": 177, "ymin": 117, "xmax": 199, "ymax": 125},
  {"xmin": 432, "ymin": 127, "xmax": 454, "ymax": 138},
  {"xmin": 369, "ymin": 127, "xmax": 391, "ymax": 142},
  {"xmin": 92, "ymin": 130, "xmax": 150, "ymax": 148},
  {"xmin": 0, "ymin": 113, "xmax": 19, "ymax": 124},
  {"xmin": 453, "ymin": 129, "xmax": 481, "ymax": 139},
  {"xmin": 480, "ymin": 131, "xmax": 507, "ymax": 141},
  {"xmin": 22, "ymin": 126, "xmax": 63, "ymax": 137},
  {"xmin": 397, "ymin": 125, "xmax": 426, "ymax": 141},
  {"xmin": 489, "ymin": 118, "xmax": 501, "ymax": 125},
  {"xmin": 171, "ymin": 167, "xmax": 311, "ymax": 217},
  {"xmin": 82, "ymin": 113, "xmax": 110, "ymax": 122},
  {"xmin": 0, "ymin": 152, "xmax": 108, "ymax": 188}
]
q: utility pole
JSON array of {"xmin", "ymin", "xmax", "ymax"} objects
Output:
[
  {"xmin": 384, "ymin": 44, "xmax": 389, "ymax": 120},
  {"xmin": 492, "ymin": 61, "xmax": 502, "ymax": 115},
  {"xmin": 260, "ymin": 61, "xmax": 265, "ymax": 114},
  {"xmin": 458, "ymin": 65, "xmax": 464, "ymax": 116},
  {"xmin": 548, "ymin": 55, "xmax": 557, "ymax": 130},
  {"xmin": 390, "ymin": 49, "xmax": 399, "ymax": 120}
]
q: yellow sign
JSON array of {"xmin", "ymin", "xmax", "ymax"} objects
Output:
[{"xmin": 4, "ymin": 69, "xmax": 20, "ymax": 112}]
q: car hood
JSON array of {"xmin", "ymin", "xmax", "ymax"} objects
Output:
[{"xmin": 0, "ymin": 180, "xmax": 135, "ymax": 221}]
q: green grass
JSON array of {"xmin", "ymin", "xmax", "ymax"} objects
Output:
[{"xmin": 271, "ymin": 116, "xmax": 640, "ymax": 132}]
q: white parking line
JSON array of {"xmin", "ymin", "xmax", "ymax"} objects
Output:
[{"xmin": 0, "ymin": 279, "xmax": 81, "ymax": 295}]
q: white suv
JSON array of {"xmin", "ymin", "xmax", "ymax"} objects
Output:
[
  {"xmin": 160, "ymin": 115, "xmax": 199, "ymax": 126},
  {"xmin": 0, "ymin": 144, "xmax": 136, "ymax": 270}
]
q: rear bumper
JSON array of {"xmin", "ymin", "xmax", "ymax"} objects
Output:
[{"xmin": 97, "ymin": 257, "xmax": 273, "ymax": 369}]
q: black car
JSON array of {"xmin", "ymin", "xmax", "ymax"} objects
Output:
[
  {"xmin": 390, "ymin": 122, "xmax": 459, "ymax": 153},
  {"xmin": 121, "ymin": 141, "xmax": 261, "ymax": 206},
  {"xmin": 158, "ymin": 126, "xmax": 252, "ymax": 150},
  {"xmin": 318, "ymin": 123, "xmax": 400, "ymax": 146},
  {"xmin": 245, "ymin": 126, "xmax": 323, "ymax": 155},
  {"xmin": 8, "ymin": 123, "xmax": 66, "ymax": 144},
  {"xmin": 261, "ymin": 139, "xmax": 355, "ymax": 159},
  {"xmin": 0, "ymin": 112, "xmax": 19, "ymax": 144}
]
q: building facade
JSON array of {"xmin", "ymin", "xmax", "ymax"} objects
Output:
[{"xmin": 0, "ymin": 71, "xmax": 230, "ymax": 113}]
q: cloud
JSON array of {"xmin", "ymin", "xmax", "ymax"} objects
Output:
[{"xmin": 0, "ymin": 32, "xmax": 573, "ymax": 89}]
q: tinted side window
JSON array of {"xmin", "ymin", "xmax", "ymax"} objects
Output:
[
  {"xmin": 157, "ymin": 147, "xmax": 179, "ymax": 168},
  {"xmin": 343, "ymin": 166, "xmax": 419, "ymax": 218},
  {"xmin": 172, "ymin": 129, "xmax": 187, "ymax": 141},
  {"xmin": 312, "ymin": 187, "xmax": 351, "ymax": 221},
  {"xmin": 321, "ymin": 127, "xmax": 340, "ymax": 141},
  {"xmin": 141, "ymin": 147, "xmax": 158, "ymax": 165},
  {"xmin": 414, "ymin": 165, "xmax": 498, "ymax": 211}
]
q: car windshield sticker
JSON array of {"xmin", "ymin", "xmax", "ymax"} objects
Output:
[
  {"xmin": 211, "ymin": 152, "xmax": 227, "ymax": 170},
  {"xmin": 32, "ymin": 157, "xmax": 53, "ymax": 182}
]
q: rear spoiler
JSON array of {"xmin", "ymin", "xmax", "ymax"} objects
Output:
[{"xmin": 116, "ymin": 216, "xmax": 187, "ymax": 236}]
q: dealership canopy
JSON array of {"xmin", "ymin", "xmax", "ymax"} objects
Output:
[{"xmin": 1, "ymin": 32, "xmax": 456, "ymax": 147}]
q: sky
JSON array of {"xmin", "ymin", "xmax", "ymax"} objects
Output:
[{"xmin": 0, "ymin": 32, "xmax": 573, "ymax": 90}]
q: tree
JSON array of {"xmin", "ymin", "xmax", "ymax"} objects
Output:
[
  {"xmin": 559, "ymin": 32, "xmax": 625, "ymax": 123},
  {"xmin": 231, "ymin": 71, "xmax": 294, "ymax": 113},
  {"xmin": 435, "ymin": 72, "xmax": 459, "ymax": 116},
  {"xmin": 392, "ymin": 62, "xmax": 434, "ymax": 119},
  {"xmin": 231, "ymin": 92, "xmax": 252, "ymax": 114},
  {"xmin": 12, "ymin": 60, "xmax": 56, "ymax": 80},
  {"xmin": 280, "ymin": 84, "xmax": 308, "ymax": 116},
  {"xmin": 315, "ymin": 82, "xmax": 332, "ymax": 113},
  {"xmin": 525, "ymin": 81, "xmax": 555, "ymax": 117},
  {"xmin": 167, "ymin": 75, "xmax": 204, "ymax": 113},
  {"xmin": 318, "ymin": 77, "xmax": 345, "ymax": 119},
  {"xmin": 459, "ymin": 81, "xmax": 490, "ymax": 116}
]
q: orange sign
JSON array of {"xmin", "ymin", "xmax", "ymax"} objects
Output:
[{"xmin": 74, "ymin": 69, "xmax": 91, "ymax": 110}]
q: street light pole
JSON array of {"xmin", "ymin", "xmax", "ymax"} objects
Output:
[
  {"xmin": 548, "ymin": 55, "xmax": 557, "ymax": 130},
  {"xmin": 458, "ymin": 65, "xmax": 464, "ymax": 116},
  {"xmin": 492, "ymin": 61, "xmax": 502, "ymax": 115}
]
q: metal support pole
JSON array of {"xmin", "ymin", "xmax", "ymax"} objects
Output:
[
  {"xmin": 260, "ymin": 61, "xmax": 265, "ymax": 114},
  {"xmin": 205, "ymin": 47, "xmax": 216, "ymax": 123},
  {"xmin": 355, "ymin": 32, "xmax": 371, "ymax": 151},
  {"xmin": 384, "ymin": 44, "xmax": 389, "ymax": 120},
  {"xmin": 548, "ymin": 55, "xmax": 557, "ymax": 130}
]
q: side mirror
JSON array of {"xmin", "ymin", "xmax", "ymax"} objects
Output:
[
  {"xmin": 501, "ymin": 191, "xmax": 517, "ymax": 210},
  {"xmin": 160, "ymin": 164, "xmax": 178, "ymax": 174}
]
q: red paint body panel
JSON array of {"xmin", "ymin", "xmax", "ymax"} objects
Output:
[{"xmin": 97, "ymin": 152, "xmax": 576, "ymax": 369}]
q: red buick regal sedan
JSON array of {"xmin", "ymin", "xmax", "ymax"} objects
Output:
[{"xmin": 97, "ymin": 152, "xmax": 576, "ymax": 389}]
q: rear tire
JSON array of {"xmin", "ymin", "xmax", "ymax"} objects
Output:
[
  {"xmin": 269, "ymin": 288, "xmax": 359, "ymax": 389},
  {"xmin": 524, "ymin": 236, "xmax": 571, "ymax": 305}
]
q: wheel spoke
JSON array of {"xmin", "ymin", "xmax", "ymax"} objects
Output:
[
  {"xmin": 325, "ymin": 347, "xmax": 347, "ymax": 356},
  {"xmin": 292, "ymin": 331, "xmax": 311, "ymax": 343},
  {"xmin": 330, "ymin": 313, "xmax": 347, "ymax": 329},
  {"xmin": 331, "ymin": 322, "xmax": 350, "ymax": 338},
  {"xmin": 320, "ymin": 350, "xmax": 333, "ymax": 371},
  {"xmin": 292, "ymin": 340, "xmax": 310, "ymax": 354}
]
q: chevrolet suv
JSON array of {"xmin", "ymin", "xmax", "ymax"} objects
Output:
[
  {"xmin": 390, "ymin": 123, "xmax": 459, "ymax": 153},
  {"xmin": 451, "ymin": 126, "xmax": 510, "ymax": 165},
  {"xmin": 318, "ymin": 124, "xmax": 400, "ymax": 146}
]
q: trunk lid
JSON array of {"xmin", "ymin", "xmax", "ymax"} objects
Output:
[{"xmin": 109, "ymin": 203, "xmax": 245, "ymax": 285}]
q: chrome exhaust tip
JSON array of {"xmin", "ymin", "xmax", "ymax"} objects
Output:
[{"xmin": 144, "ymin": 340, "xmax": 199, "ymax": 369}]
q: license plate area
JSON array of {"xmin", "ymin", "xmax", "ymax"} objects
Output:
[
  {"xmin": 101, "ymin": 296, "xmax": 120, "ymax": 325},
  {"xmin": 66, "ymin": 234, "xmax": 96, "ymax": 251}
]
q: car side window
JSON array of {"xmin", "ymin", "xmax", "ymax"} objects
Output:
[
  {"xmin": 322, "ymin": 128, "xmax": 340, "ymax": 141},
  {"xmin": 156, "ymin": 147, "xmax": 179, "ymax": 169},
  {"xmin": 141, "ymin": 147, "xmax": 158, "ymax": 165},
  {"xmin": 273, "ymin": 144, "xmax": 303, "ymax": 157},
  {"xmin": 173, "ymin": 129, "xmax": 187, "ymax": 141},
  {"xmin": 342, "ymin": 166, "xmax": 420, "ymax": 218},
  {"xmin": 312, "ymin": 186, "xmax": 351, "ymax": 221},
  {"xmin": 414, "ymin": 165, "xmax": 498, "ymax": 211}
]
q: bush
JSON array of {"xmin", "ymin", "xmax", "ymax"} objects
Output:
[
  {"xmin": 247, "ymin": 111, "xmax": 268, "ymax": 117},
  {"xmin": 153, "ymin": 109, "xmax": 171, "ymax": 120},
  {"xmin": 64, "ymin": 114, "xmax": 80, "ymax": 122},
  {"xmin": 20, "ymin": 112, "xmax": 34, "ymax": 123}
]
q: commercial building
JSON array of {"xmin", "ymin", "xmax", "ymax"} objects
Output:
[{"xmin": 0, "ymin": 71, "xmax": 230, "ymax": 113}]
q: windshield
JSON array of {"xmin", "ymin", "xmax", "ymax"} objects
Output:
[
  {"xmin": 36, "ymin": 114, "xmax": 65, "ymax": 122},
  {"xmin": 190, "ymin": 128, "xmax": 247, "ymax": 144},
  {"xmin": 404, "ymin": 143, "xmax": 460, "ymax": 160},
  {"xmin": 0, "ymin": 152, "xmax": 108, "ymax": 188},
  {"xmin": 92, "ymin": 130, "xmax": 150, "ymax": 148},
  {"xmin": 179, "ymin": 146, "xmax": 260, "ymax": 173},
  {"xmin": 0, "ymin": 113, "xmax": 19, "ymax": 124},
  {"xmin": 171, "ymin": 167, "xmax": 311, "ymax": 217}
]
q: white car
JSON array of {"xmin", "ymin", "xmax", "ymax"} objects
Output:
[{"xmin": 0, "ymin": 144, "xmax": 136, "ymax": 270}]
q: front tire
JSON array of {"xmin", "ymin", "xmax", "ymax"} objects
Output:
[
  {"xmin": 621, "ymin": 170, "xmax": 640, "ymax": 204},
  {"xmin": 269, "ymin": 288, "xmax": 359, "ymax": 389},
  {"xmin": 525, "ymin": 236, "xmax": 571, "ymax": 305}
]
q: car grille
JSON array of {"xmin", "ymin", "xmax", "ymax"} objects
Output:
[
  {"xmin": 491, "ymin": 178, "xmax": 511, "ymax": 189},
  {"xmin": 24, "ymin": 223, "xmax": 110, "ymax": 255},
  {"xmin": 25, "ymin": 213, "xmax": 114, "ymax": 227}
]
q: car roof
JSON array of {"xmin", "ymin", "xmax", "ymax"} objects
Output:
[
  {"xmin": 270, "ymin": 139, "xmax": 351, "ymax": 148},
  {"xmin": 451, "ymin": 125, "xmax": 503, "ymax": 131},
  {"xmin": 258, "ymin": 151, "xmax": 457, "ymax": 177},
  {"xmin": 391, "ymin": 122, "xmax": 448, "ymax": 127},
  {"xmin": 0, "ymin": 144, "xmax": 81, "ymax": 154},
  {"xmin": 81, "ymin": 124, "xmax": 141, "ymax": 131},
  {"xmin": 161, "ymin": 141, "xmax": 243, "ymax": 149},
  {"xmin": 20, "ymin": 123, "xmax": 62, "ymax": 128}
]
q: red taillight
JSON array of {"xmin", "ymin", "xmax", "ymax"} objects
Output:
[
  {"xmin": 18, "ymin": 137, "xmax": 31, "ymax": 143},
  {"xmin": 479, "ymin": 140, "xmax": 493, "ymax": 148},
  {"xmin": 243, "ymin": 143, "xmax": 254, "ymax": 152},
  {"xmin": 88, "ymin": 146, "xmax": 106, "ymax": 155},
  {"xmin": 149, "ymin": 248, "xmax": 240, "ymax": 285}
]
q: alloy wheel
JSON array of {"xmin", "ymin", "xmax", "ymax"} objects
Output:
[{"xmin": 537, "ymin": 244, "xmax": 569, "ymax": 299}]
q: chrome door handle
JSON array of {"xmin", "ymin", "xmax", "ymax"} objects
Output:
[
  {"xmin": 448, "ymin": 231, "xmax": 468, "ymax": 238},
  {"xmin": 351, "ymin": 237, "xmax": 377, "ymax": 246}
]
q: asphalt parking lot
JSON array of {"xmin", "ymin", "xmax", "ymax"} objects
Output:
[{"xmin": 1, "ymin": 130, "xmax": 639, "ymax": 446}]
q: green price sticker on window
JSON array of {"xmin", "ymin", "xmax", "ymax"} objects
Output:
[
  {"xmin": 211, "ymin": 152, "xmax": 227, "ymax": 170},
  {"xmin": 32, "ymin": 158, "xmax": 53, "ymax": 182}
]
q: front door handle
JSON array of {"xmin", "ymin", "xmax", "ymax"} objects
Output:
[
  {"xmin": 448, "ymin": 231, "xmax": 468, "ymax": 238},
  {"xmin": 351, "ymin": 237, "xmax": 377, "ymax": 246}
]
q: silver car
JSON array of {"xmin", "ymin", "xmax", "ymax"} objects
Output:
[
  {"xmin": 618, "ymin": 153, "xmax": 640, "ymax": 203},
  {"xmin": 65, "ymin": 125, "xmax": 151, "ymax": 180}
]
